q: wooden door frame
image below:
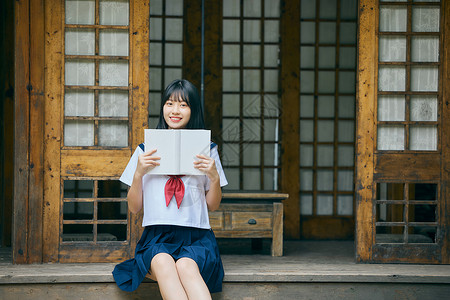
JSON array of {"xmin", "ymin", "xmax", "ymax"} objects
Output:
[{"xmin": 356, "ymin": 0, "xmax": 450, "ymax": 264}]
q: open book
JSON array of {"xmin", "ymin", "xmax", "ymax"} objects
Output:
[{"xmin": 144, "ymin": 129, "xmax": 211, "ymax": 175}]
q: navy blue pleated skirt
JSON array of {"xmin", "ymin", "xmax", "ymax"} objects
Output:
[{"xmin": 112, "ymin": 225, "xmax": 224, "ymax": 293}]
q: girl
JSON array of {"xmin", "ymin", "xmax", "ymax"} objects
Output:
[{"xmin": 113, "ymin": 79, "xmax": 228, "ymax": 299}]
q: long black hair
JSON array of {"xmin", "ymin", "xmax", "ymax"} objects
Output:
[{"xmin": 156, "ymin": 79, "xmax": 206, "ymax": 129}]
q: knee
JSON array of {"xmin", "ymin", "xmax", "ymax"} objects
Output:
[
  {"xmin": 151, "ymin": 253, "xmax": 175, "ymax": 277},
  {"xmin": 175, "ymin": 258, "xmax": 199, "ymax": 280}
]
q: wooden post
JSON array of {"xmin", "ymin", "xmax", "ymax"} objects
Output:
[
  {"xmin": 280, "ymin": 0, "xmax": 300, "ymax": 239},
  {"xmin": 355, "ymin": 0, "xmax": 377, "ymax": 262},
  {"xmin": 272, "ymin": 202, "xmax": 284, "ymax": 256}
]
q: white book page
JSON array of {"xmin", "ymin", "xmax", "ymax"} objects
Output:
[
  {"xmin": 179, "ymin": 130, "xmax": 211, "ymax": 175},
  {"xmin": 145, "ymin": 129, "xmax": 179, "ymax": 175}
]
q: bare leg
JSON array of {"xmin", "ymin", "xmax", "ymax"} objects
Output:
[
  {"xmin": 151, "ymin": 253, "xmax": 188, "ymax": 300},
  {"xmin": 176, "ymin": 257, "xmax": 211, "ymax": 300}
]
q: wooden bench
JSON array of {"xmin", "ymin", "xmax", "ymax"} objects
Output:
[{"xmin": 209, "ymin": 192, "xmax": 288, "ymax": 256}]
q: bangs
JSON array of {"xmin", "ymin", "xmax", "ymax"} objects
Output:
[{"xmin": 167, "ymin": 88, "xmax": 191, "ymax": 106}]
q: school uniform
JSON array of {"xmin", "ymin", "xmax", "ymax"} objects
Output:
[{"xmin": 112, "ymin": 143, "xmax": 228, "ymax": 293}]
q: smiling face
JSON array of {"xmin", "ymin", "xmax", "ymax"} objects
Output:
[{"xmin": 163, "ymin": 94, "xmax": 192, "ymax": 129}]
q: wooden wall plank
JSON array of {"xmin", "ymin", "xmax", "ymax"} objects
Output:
[
  {"xmin": 13, "ymin": 0, "xmax": 30, "ymax": 264},
  {"xmin": 374, "ymin": 154, "xmax": 440, "ymax": 181},
  {"xmin": 43, "ymin": 0, "xmax": 62, "ymax": 262},
  {"xmin": 1, "ymin": 0, "xmax": 15, "ymax": 248},
  {"xmin": 183, "ymin": 0, "xmax": 202, "ymax": 88},
  {"xmin": 28, "ymin": 0, "xmax": 45, "ymax": 263},
  {"xmin": 355, "ymin": 0, "xmax": 377, "ymax": 262},
  {"xmin": 130, "ymin": 0, "xmax": 149, "ymax": 251},
  {"xmin": 441, "ymin": 0, "xmax": 450, "ymax": 264},
  {"xmin": 280, "ymin": 0, "xmax": 300, "ymax": 239},
  {"xmin": 61, "ymin": 150, "xmax": 131, "ymax": 177}
]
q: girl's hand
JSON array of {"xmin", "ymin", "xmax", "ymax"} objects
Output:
[
  {"xmin": 194, "ymin": 154, "xmax": 220, "ymax": 182},
  {"xmin": 135, "ymin": 149, "xmax": 160, "ymax": 178}
]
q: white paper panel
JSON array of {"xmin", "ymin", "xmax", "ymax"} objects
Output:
[
  {"xmin": 98, "ymin": 91, "xmax": 128, "ymax": 117},
  {"xmin": 98, "ymin": 121, "xmax": 128, "ymax": 147},
  {"xmin": 339, "ymin": 47, "xmax": 356, "ymax": 68},
  {"xmin": 340, "ymin": 23, "xmax": 357, "ymax": 44},
  {"xmin": 264, "ymin": 168, "xmax": 276, "ymax": 190},
  {"xmin": 65, "ymin": 60, "xmax": 95, "ymax": 86},
  {"xmin": 411, "ymin": 36, "xmax": 439, "ymax": 62},
  {"xmin": 411, "ymin": 66, "xmax": 438, "ymax": 92},
  {"xmin": 65, "ymin": 29, "xmax": 95, "ymax": 55},
  {"xmin": 378, "ymin": 95, "xmax": 405, "ymax": 121},
  {"xmin": 378, "ymin": 66, "xmax": 406, "ymax": 91},
  {"xmin": 64, "ymin": 120, "xmax": 94, "ymax": 146},
  {"xmin": 99, "ymin": 0, "xmax": 129, "ymax": 26},
  {"xmin": 410, "ymin": 126, "xmax": 437, "ymax": 151},
  {"xmin": 65, "ymin": 91, "xmax": 94, "ymax": 117},
  {"xmin": 65, "ymin": 0, "xmax": 95, "ymax": 25},
  {"xmin": 412, "ymin": 7, "xmax": 440, "ymax": 32},
  {"xmin": 410, "ymin": 96, "xmax": 437, "ymax": 121},
  {"xmin": 99, "ymin": 30, "xmax": 129, "ymax": 56},
  {"xmin": 99, "ymin": 61, "xmax": 128, "ymax": 86},
  {"xmin": 379, "ymin": 36, "xmax": 406, "ymax": 62},
  {"xmin": 378, "ymin": 126, "xmax": 405, "ymax": 150},
  {"xmin": 379, "ymin": 6, "xmax": 407, "ymax": 32}
]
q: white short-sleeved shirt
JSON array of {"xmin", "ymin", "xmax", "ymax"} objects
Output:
[{"xmin": 120, "ymin": 144, "xmax": 228, "ymax": 229}]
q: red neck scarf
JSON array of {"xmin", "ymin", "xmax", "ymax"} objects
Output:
[{"xmin": 164, "ymin": 175, "xmax": 185, "ymax": 209}]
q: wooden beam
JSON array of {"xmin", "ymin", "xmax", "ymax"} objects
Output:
[
  {"xmin": 280, "ymin": 0, "xmax": 300, "ymax": 238},
  {"xmin": 43, "ymin": 0, "xmax": 62, "ymax": 262},
  {"xmin": 355, "ymin": 0, "xmax": 377, "ymax": 262},
  {"xmin": 13, "ymin": 0, "xmax": 30, "ymax": 264},
  {"xmin": 28, "ymin": 0, "xmax": 45, "ymax": 263}
]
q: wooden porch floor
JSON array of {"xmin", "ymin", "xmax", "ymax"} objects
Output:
[{"xmin": 1, "ymin": 240, "xmax": 450, "ymax": 299}]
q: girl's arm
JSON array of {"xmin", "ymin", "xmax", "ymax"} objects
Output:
[
  {"xmin": 127, "ymin": 149, "xmax": 160, "ymax": 214},
  {"xmin": 194, "ymin": 154, "xmax": 222, "ymax": 211}
]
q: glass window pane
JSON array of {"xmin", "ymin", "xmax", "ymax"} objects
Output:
[
  {"xmin": 379, "ymin": 6, "xmax": 407, "ymax": 32},
  {"xmin": 379, "ymin": 36, "xmax": 406, "ymax": 62},
  {"xmin": 376, "ymin": 182, "xmax": 404, "ymax": 200},
  {"xmin": 264, "ymin": 20, "xmax": 279, "ymax": 43},
  {"xmin": 150, "ymin": 0, "xmax": 162, "ymax": 14},
  {"xmin": 244, "ymin": 0, "xmax": 261, "ymax": 17},
  {"xmin": 223, "ymin": 94, "xmax": 240, "ymax": 117},
  {"xmin": 338, "ymin": 145, "xmax": 354, "ymax": 167},
  {"xmin": 65, "ymin": 0, "xmax": 95, "ymax": 25},
  {"xmin": 338, "ymin": 96, "xmax": 355, "ymax": 118},
  {"xmin": 300, "ymin": 120, "xmax": 314, "ymax": 142},
  {"xmin": 99, "ymin": 61, "xmax": 129, "ymax": 86},
  {"xmin": 223, "ymin": 45, "xmax": 240, "ymax": 67},
  {"xmin": 243, "ymin": 45, "xmax": 260, "ymax": 67},
  {"xmin": 243, "ymin": 119, "xmax": 261, "ymax": 141},
  {"xmin": 409, "ymin": 204, "xmax": 436, "ymax": 223},
  {"xmin": 410, "ymin": 126, "xmax": 437, "ymax": 151},
  {"xmin": 243, "ymin": 144, "xmax": 260, "ymax": 166},
  {"xmin": 301, "ymin": 0, "xmax": 316, "ymax": 19},
  {"xmin": 98, "ymin": 121, "xmax": 128, "ymax": 147},
  {"xmin": 339, "ymin": 47, "xmax": 356, "ymax": 68},
  {"xmin": 319, "ymin": 47, "xmax": 336, "ymax": 69},
  {"xmin": 337, "ymin": 170, "xmax": 353, "ymax": 191},
  {"xmin": 317, "ymin": 170, "xmax": 333, "ymax": 191},
  {"xmin": 412, "ymin": 7, "xmax": 440, "ymax": 32},
  {"xmin": 264, "ymin": 45, "xmax": 279, "ymax": 67},
  {"xmin": 411, "ymin": 36, "xmax": 439, "ymax": 62},
  {"xmin": 265, "ymin": 0, "xmax": 280, "ymax": 18},
  {"xmin": 63, "ymin": 224, "xmax": 94, "ymax": 241},
  {"xmin": 264, "ymin": 70, "xmax": 278, "ymax": 92},
  {"xmin": 318, "ymin": 96, "xmax": 334, "ymax": 118},
  {"xmin": 300, "ymin": 144, "xmax": 313, "ymax": 167},
  {"xmin": 318, "ymin": 71, "xmax": 335, "ymax": 93},
  {"xmin": 410, "ymin": 96, "xmax": 438, "ymax": 122},
  {"xmin": 377, "ymin": 125, "xmax": 405, "ymax": 150},
  {"xmin": 300, "ymin": 169, "xmax": 313, "ymax": 191},
  {"xmin": 320, "ymin": 0, "xmax": 337, "ymax": 20},
  {"xmin": 337, "ymin": 195, "xmax": 353, "ymax": 215},
  {"xmin": 264, "ymin": 168, "xmax": 276, "ymax": 190},
  {"xmin": 222, "ymin": 143, "xmax": 239, "ymax": 167},
  {"xmin": 223, "ymin": 168, "xmax": 239, "ymax": 190},
  {"xmin": 99, "ymin": 0, "xmax": 129, "ymax": 26},
  {"xmin": 223, "ymin": 20, "xmax": 240, "ymax": 42},
  {"xmin": 149, "ymin": 43, "xmax": 162, "ymax": 65},
  {"xmin": 341, "ymin": 0, "xmax": 357, "ymax": 20},
  {"xmin": 165, "ymin": 0, "xmax": 183, "ymax": 16},
  {"xmin": 65, "ymin": 91, "xmax": 94, "ymax": 117},
  {"xmin": 65, "ymin": 60, "xmax": 95, "ymax": 86},
  {"xmin": 300, "ymin": 96, "xmax": 314, "ymax": 118},
  {"xmin": 339, "ymin": 23, "xmax": 356, "ymax": 45},
  {"xmin": 338, "ymin": 120, "xmax": 354, "ymax": 142},
  {"xmin": 410, "ymin": 183, "xmax": 437, "ymax": 201},
  {"xmin": 317, "ymin": 195, "xmax": 333, "ymax": 215},
  {"xmin": 65, "ymin": 29, "xmax": 95, "ymax": 55},
  {"xmin": 301, "ymin": 22, "xmax": 315, "ymax": 44},
  {"xmin": 64, "ymin": 120, "xmax": 94, "ymax": 146},
  {"xmin": 339, "ymin": 71, "xmax": 355, "ymax": 93},
  {"xmin": 301, "ymin": 46, "xmax": 315, "ymax": 69},
  {"xmin": 317, "ymin": 145, "xmax": 334, "ymax": 167},
  {"xmin": 223, "ymin": 0, "xmax": 240, "ymax": 17},
  {"xmin": 223, "ymin": 70, "xmax": 240, "ymax": 91},
  {"xmin": 378, "ymin": 95, "xmax": 405, "ymax": 121},
  {"xmin": 63, "ymin": 202, "xmax": 94, "ymax": 220},
  {"xmin": 243, "ymin": 168, "xmax": 260, "ymax": 190},
  {"xmin": 64, "ymin": 180, "xmax": 93, "ymax": 198},
  {"xmin": 244, "ymin": 20, "xmax": 261, "ymax": 43},
  {"xmin": 99, "ymin": 29, "xmax": 129, "ymax": 56},
  {"xmin": 300, "ymin": 194, "xmax": 313, "ymax": 215},
  {"xmin": 165, "ymin": 43, "xmax": 183, "ymax": 66},
  {"xmin": 264, "ymin": 119, "xmax": 279, "ymax": 141},
  {"xmin": 222, "ymin": 119, "xmax": 240, "ymax": 142},
  {"xmin": 165, "ymin": 18, "xmax": 183, "ymax": 41},
  {"xmin": 98, "ymin": 202, "xmax": 127, "ymax": 220},
  {"xmin": 98, "ymin": 90, "xmax": 128, "ymax": 117},
  {"xmin": 378, "ymin": 66, "xmax": 406, "ymax": 92},
  {"xmin": 243, "ymin": 70, "xmax": 260, "ymax": 92},
  {"xmin": 376, "ymin": 203, "xmax": 404, "ymax": 222},
  {"xmin": 411, "ymin": 66, "xmax": 438, "ymax": 92},
  {"xmin": 319, "ymin": 22, "xmax": 336, "ymax": 44},
  {"xmin": 149, "ymin": 67, "xmax": 162, "ymax": 89},
  {"xmin": 245, "ymin": 90, "xmax": 261, "ymax": 114},
  {"xmin": 164, "ymin": 68, "xmax": 182, "ymax": 87},
  {"xmin": 318, "ymin": 120, "xmax": 334, "ymax": 142},
  {"xmin": 150, "ymin": 18, "xmax": 163, "ymax": 40},
  {"xmin": 264, "ymin": 143, "xmax": 278, "ymax": 166}
]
